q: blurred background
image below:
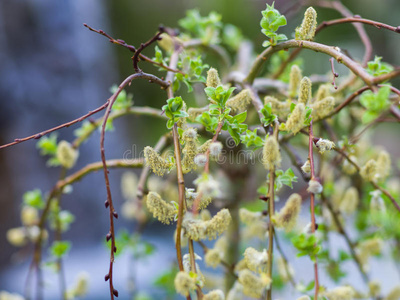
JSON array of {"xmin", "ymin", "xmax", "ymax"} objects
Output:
[{"xmin": 0, "ymin": 0, "xmax": 399, "ymax": 299}]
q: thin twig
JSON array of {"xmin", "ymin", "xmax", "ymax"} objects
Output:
[
  {"xmin": 308, "ymin": 120, "xmax": 320, "ymax": 299},
  {"xmin": 266, "ymin": 120, "xmax": 279, "ymax": 300},
  {"xmin": 84, "ymin": 24, "xmax": 184, "ymax": 74},
  {"xmin": 329, "ymin": 58, "xmax": 339, "ymax": 89},
  {"xmin": 132, "ymin": 27, "xmax": 165, "ymax": 73},
  {"xmin": 0, "ymin": 74, "xmax": 168, "ymax": 150}
]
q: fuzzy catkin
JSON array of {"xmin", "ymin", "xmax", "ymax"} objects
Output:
[
  {"xmin": 184, "ymin": 209, "xmax": 231, "ymax": 241},
  {"xmin": 262, "ymin": 136, "xmax": 281, "ymax": 170},
  {"xmin": 238, "ymin": 270, "xmax": 271, "ymax": 298},
  {"xmin": 146, "ymin": 192, "xmax": 176, "ymax": 224},
  {"xmin": 244, "ymin": 247, "xmax": 268, "ymax": 273},
  {"xmin": 205, "ymin": 248, "xmax": 222, "ymax": 268},
  {"xmin": 311, "ymin": 96, "xmax": 335, "ymax": 120},
  {"xmin": 316, "ymin": 83, "xmax": 331, "ymax": 102},
  {"xmin": 239, "ymin": 208, "xmax": 263, "ymax": 225},
  {"xmin": 264, "ymin": 96, "xmax": 290, "ymax": 117},
  {"xmin": 57, "ymin": 141, "xmax": 78, "ymax": 169},
  {"xmin": 182, "ymin": 129, "xmax": 199, "ymax": 173},
  {"xmin": 298, "ymin": 77, "xmax": 312, "ymax": 105},
  {"xmin": 206, "ymin": 68, "xmax": 221, "ymax": 88},
  {"xmin": 316, "ymin": 138, "xmax": 335, "ymax": 154},
  {"xmin": 226, "ymin": 89, "xmax": 252, "ymax": 114},
  {"xmin": 203, "ymin": 290, "xmax": 225, "ymax": 300},
  {"xmin": 275, "ymin": 193, "xmax": 302, "ymax": 232},
  {"xmin": 144, "ymin": 146, "xmax": 171, "ymax": 176},
  {"xmin": 385, "ymin": 286, "xmax": 400, "ymax": 300},
  {"xmin": 376, "ymin": 150, "xmax": 391, "ymax": 180},
  {"xmin": 296, "ymin": 7, "xmax": 317, "ymax": 41},
  {"xmin": 174, "ymin": 271, "xmax": 196, "ymax": 297},
  {"xmin": 289, "ymin": 65, "xmax": 302, "ymax": 98},
  {"xmin": 307, "ymin": 179, "xmax": 323, "ymax": 194},
  {"xmin": 339, "ymin": 187, "xmax": 359, "ymax": 214},
  {"xmin": 360, "ymin": 159, "xmax": 378, "ymax": 182},
  {"xmin": 286, "ymin": 103, "xmax": 306, "ymax": 134},
  {"xmin": 322, "ymin": 286, "xmax": 355, "ymax": 300}
]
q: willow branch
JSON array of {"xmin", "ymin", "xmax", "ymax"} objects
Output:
[
  {"xmin": 0, "ymin": 74, "xmax": 168, "ymax": 150},
  {"xmin": 308, "ymin": 120, "xmax": 320, "ymax": 299},
  {"xmin": 245, "ymin": 40, "xmax": 374, "ymax": 86},
  {"xmin": 84, "ymin": 24, "xmax": 184, "ymax": 74},
  {"xmin": 320, "ymin": 193, "xmax": 370, "ymax": 284},
  {"xmin": 266, "ymin": 120, "xmax": 279, "ymax": 300},
  {"xmin": 72, "ymin": 106, "xmax": 166, "ymax": 148},
  {"xmin": 333, "ymin": 148, "xmax": 400, "ymax": 212}
]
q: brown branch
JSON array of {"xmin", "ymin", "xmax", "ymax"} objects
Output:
[
  {"xmin": 245, "ymin": 40, "xmax": 374, "ymax": 86},
  {"xmin": 333, "ymin": 147, "xmax": 400, "ymax": 212},
  {"xmin": 84, "ymin": 24, "xmax": 183, "ymax": 74},
  {"xmin": 308, "ymin": 120, "xmax": 320, "ymax": 299},
  {"xmin": 132, "ymin": 27, "xmax": 165, "ymax": 73},
  {"xmin": 329, "ymin": 57, "xmax": 339, "ymax": 89},
  {"xmin": 266, "ymin": 120, "xmax": 279, "ymax": 300},
  {"xmin": 0, "ymin": 74, "xmax": 168, "ymax": 151},
  {"xmin": 320, "ymin": 193, "xmax": 370, "ymax": 284},
  {"xmin": 307, "ymin": 0, "xmax": 373, "ymax": 66},
  {"xmin": 318, "ymin": 16, "xmax": 400, "ymax": 35},
  {"xmin": 99, "ymin": 72, "xmax": 168, "ymax": 299}
]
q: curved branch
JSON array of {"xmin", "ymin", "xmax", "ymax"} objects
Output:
[
  {"xmin": 245, "ymin": 40, "xmax": 374, "ymax": 86},
  {"xmin": 0, "ymin": 73, "xmax": 169, "ymax": 150}
]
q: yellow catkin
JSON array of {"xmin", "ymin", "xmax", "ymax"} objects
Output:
[
  {"xmin": 322, "ymin": 286, "xmax": 355, "ymax": 300},
  {"xmin": 143, "ymin": 146, "xmax": 171, "ymax": 177},
  {"xmin": 205, "ymin": 248, "xmax": 222, "ymax": 268},
  {"xmin": 21, "ymin": 206, "xmax": 39, "ymax": 226},
  {"xmin": 244, "ymin": 247, "xmax": 268, "ymax": 273},
  {"xmin": 146, "ymin": 192, "xmax": 176, "ymax": 224},
  {"xmin": 298, "ymin": 77, "xmax": 312, "ymax": 105},
  {"xmin": 289, "ymin": 65, "xmax": 302, "ymax": 98},
  {"xmin": 174, "ymin": 271, "xmax": 196, "ymax": 297},
  {"xmin": 360, "ymin": 159, "xmax": 378, "ymax": 182},
  {"xmin": 368, "ymin": 281, "xmax": 381, "ymax": 298},
  {"xmin": 376, "ymin": 150, "xmax": 391, "ymax": 180},
  {"xmin": 203, "ymin": 290, "xmax": 225, "ymax": 300},
  {"xmin": 121, "ymin": 172, "xmax": 138, "ymax": 200},
  {"xmin": 206, "ymin": 68, "xmax": 221, "ymax": 88},
  {"xmin": 239, "ymin": 208, "xmax": 263, "ymax": 225},
  {"xmin": 262, "ymin": 136, "xmax": 281, "ymax": 170},
  {"xmin": 385, "ymin": 286, "xmax": 400, "ymax": 300},
  {"xmin": 264, "ymin": 96, "xmax": 290, "ymax": 118},
  {"xmin": 188, "ymin": 107, "xmax": 208, "ymax": 121},
  {"xmin": 57, "ymin": 140, "xmax": 78, "ymax": 169},
  {"xmin": 181, "ymin": 128, "xmax": 199, "ymax": 173},
  {"xmin": 295, "ymin": 7, "xmax": 317, "ymax": 41},
  {"xmin": 311, "ymin": 96, "xmax": 335, "ymax": 120},
  {"xmin": 339, "ymin": 187, "xmax": 359, "ymax": 214},
  {"xmin": 316, "ymin": 138, "xmax": 335, "ymax": 154},
  {"xmin": 286, "ymin": 103, "xmax": 306, "ymax": 134},
  {"xmin": 197, "ymin": 140, "xmax": 212, "ymax": 154},
  {"xmin": 275, "ymin": 193, "xmax": 302, "ymax": 232},
  {"xmin": 316, "ymin": 83, "xmax": 331, "ymax": 102},
  {"xmin": 184, "ymin": 209, "xmax": 231, "ymax": 241},
  {"xmin": 226, "ymin": 89, "xmax": 252, "ymax": 114},
  {"xmin": 238, "ymin": 270, "xmax": 271, "ymax": 298},
  {"xmin": 157, "ymin": 33, "xmax": 174, "ymax": 52}
]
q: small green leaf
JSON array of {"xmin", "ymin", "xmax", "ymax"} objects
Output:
[
  {"xmin": 23, "ymin": 189, "xmax": 44, "ymax": 209},
  {"xmin": 50, "ymin": 241, "xmax": 71, "ymax": 258},
  {"xmin": 36, "ymin": 133, "xmax": 58, "ymax": 156}
]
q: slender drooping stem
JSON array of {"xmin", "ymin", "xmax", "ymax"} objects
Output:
[
  {"xmin": 308, "ymin": 120, "xmax": 320, "ymax": 299},
  {"xmin": 266, "ymin": 121, "xmax": 279, "ymax": 300}
]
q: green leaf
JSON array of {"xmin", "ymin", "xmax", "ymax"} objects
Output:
[
  {"xmin": 50, "ymin": 241, "xmax": 71, "ymax": 258},
  {"xmin": 274, "ymin": 168, "xmax": 298, "ymax": 190},
  {"xmin": 232, "ymin": 111, "xmax": 247, "ymax": 123},
  {"xmin": 367, "ymin": 56, "xmax": 394, "ymax": 77},
  {"xmin": 260, "ymin": 2, "xmax": 287, "ymax": 46},
  {"xmin": 23, "ymin": 189, "xmax": 44, "ymax": 209},
  {"xmin": 36, "ymin": 133, "xmax": 58, "ymax": 156},
  {"xmin": 240, "ymin": 129, "xmax": 264, "ymax": 149},
  {"xmin": 228, "ymin": 125, "xmax": 241, "ymax": 145},
  {"xmin": 360, "ymin": 86, "xmax": 391, "ymax": 123}
]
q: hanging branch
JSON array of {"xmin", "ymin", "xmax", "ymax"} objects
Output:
[
  {"xmin": 266, "ymin": 120, "xmax": 279, "ymax": 300},
  {"xmin": 83, "ymin": 24, "xmax": 183, "ymax": 74},
  {"xmin": 308, "ymin": 120, "xmax": 320, "ymax": 299}
]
